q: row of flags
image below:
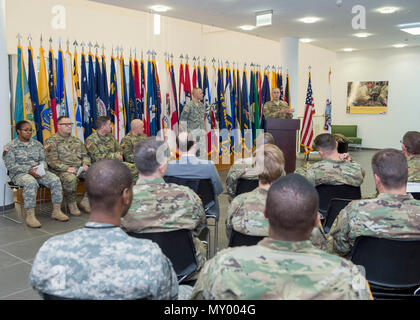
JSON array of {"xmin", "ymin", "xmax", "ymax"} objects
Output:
[{"xmin": 14, "ymin": 43, "xmax": 332, "ymax": 157}]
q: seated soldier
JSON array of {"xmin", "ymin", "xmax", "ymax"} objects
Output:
[
  {"xmin": 401, "ymin": 131, "xmax": 420, "ymax": 183},
  {"xmin": 226, "ymin": 132, "xmax": 276, "ymax": 199},
  {"xmin": 120, "ymin": 137, "xmax": 208, "ymax": 276},
  {"xmin": 226, "ymin": 144, "xmax": 285, "ymax": 237},
  {"xmin": 120, "ymin": 119, "xmax": 147, "ymax": 163},
  {"xmin": 2, "ymin": 120, "xmax": 68, "ymax": 228},
  {"xmin": 328, "ymin": 149, "xmax": 420, "ymax": 258},
  {"xmin": 29, "ymin": 159, "xmax": 186, "ymax": 300},
  {"xmin": 191, "ymin": 174, "xmax": 372, "ymax": 300},
  {"xmin": 85, "ymin": 116, "xmax": 138, "ymax": 181},
  {"xmin": 295, "ymin": 133, "xmax": 364, "ymax": 187},
  {"xmin": 45, "ymin": 116, "xmax": 91, "ymax": 216}
]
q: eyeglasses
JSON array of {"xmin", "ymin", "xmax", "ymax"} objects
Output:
[{"xmin": 59, "ymin": 123, "xmax": 73, "ymax": 126}]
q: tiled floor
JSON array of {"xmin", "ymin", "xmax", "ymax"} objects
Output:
[{"xmin": 0, "ymin": 148, "xmax": 378, "ymax": 300}]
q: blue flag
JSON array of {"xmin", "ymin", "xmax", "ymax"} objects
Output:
[
  {"xmin": 109, "ymin": 57, "xmax": 117, "ymax": 126},
  {"xmin": 101, "ymin": 55, "xmax": 109, "ymax": 115},
  {"xmin": 128, "ymin": 59, "xmax": 138, "ymax": 123},
  {"xmin": 95, "ymin": 55, "xmax": 106, "ymax": 117},
  {"xmin": 241, "ymin": 70, "xmax": 251, "ymax": 153},
  {"xmin": 80, "ymin": 53, "xmax": 92, "ymax": 138},
  {"xmin": 88, "ymin": 54, "xmax": 97, "ymax": 130},
  {"xmin": 147, "ymin": 60, "xmax": 156, "ymax": 136},
  {"xmin": 27, "ymin": 47, "xmax": 42, "ymax": 142},
  {"xmin": 260, "ymin": 73, "xmax": 271, "ymax": 131},
  {"xmin": 121, "ymin": 57, "xmax": 130, "ymax": 133},
  {"xmin": 218, "ymin": 68, "xmax": 230, "ymax": 158}
]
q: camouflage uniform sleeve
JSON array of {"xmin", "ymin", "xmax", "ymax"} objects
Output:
[
  {"xmin": 226, "ymin": 165, "xmax": 243, "ymax": 198},
  {"xmin": 2, "ymin": 143, "xmax": 29, "ymax": 176},
  {"xmin": 45, "ymin": 138, "xmax": 69, "ymax": 172},
  {"xmin": 226, "ymin": 196, "xmax": 241, "ymax": 238},
  {"xmin": 80, "ymin": 142, "xmax": 91, "ymax": 167},
  {"xmin": 295, "ymin": 167, "xmax": 316, "ymax": 186},
  {"xmin": 120, "ymin": 137, "xmax": 134, "ymax": 163},
  {"xmin": 85, "ymin": 137, "xmax": 100, "ymax": 163},
  {"xmin": 36, "ymin": 141, "xmax": 49, "ymax": 172},
  {"xmin": 329, "ymin": 203, "xmax": 354, "ymax": 257}
]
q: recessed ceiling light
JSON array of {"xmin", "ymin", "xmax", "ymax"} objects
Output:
[
  {"xmin": 299, "ymin": 38, "xmax": 314, "ymax": 43},
  {"xmin": 239, "ymin": 25, "xmax": 256, "ymax": 31},
  {"xmin": 298, "ymin": 17, "xmax": 321, "ymax": 24},
  {"xmin": 343, "ymin": 48, "xmax": 355, "ymax": 52},
  {"xmin": 150, "ymin": 5, "xmax": 170, "ymax": 12},
  {"xmin": 398, "ymin": 23, "xmax": 420, "ymax": 35},
  {"xmin": 377, "ymin": 7, "xmax": 399, "ymax": 14},
  {"xmin": 400, "ymin": 27, "xmax": 420, "ymax": 35},
  {"xmin": 393, "ymin": 43, "xmax": 407, "ymax": 48},
  {"xmin": 353, "ymin": 32, "xmax": 372, "ymax": 38}
]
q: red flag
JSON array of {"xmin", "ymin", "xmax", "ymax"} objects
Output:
[
  {"xmin": 192, "ymin": 66, "xmax": 197, "ymax": 89},
  {"xmin": 301, "ymin": 73, "xmax": 315, "ymax": 154},
  {"xmin": 184, "ymin": 63, "xmax": 192, "ymax": 104},
  {"xmin": 179, "ymin": 63, "xmax": 185, "ymax": 116}
]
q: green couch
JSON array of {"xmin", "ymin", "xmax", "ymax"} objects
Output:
[{"xmin": 331, "ymin": 125, "xmax": 362, "ymax": 147}]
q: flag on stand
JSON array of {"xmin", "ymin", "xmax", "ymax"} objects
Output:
[
  {"xmin": 101, "ymin": 55, "xmax": 109, "ymax": 116},
  {"xmin": 179, "ymin": 62, "xmax": 185, "ymax": 117},
  {"xmin": 192, "ymin": 65, "xmax": 197, "ymax": 89},
  {"xmin": 241, "ymin": 70, "xmax": 252, "ymax": 154},
  {"xmin": 56, "ymin": 49, "xmax": 67, "ymax": 118},
  {"xmin": 128, "ymin": 58, "xmax": 137, "ymax": 123},
  {"xmin": 278, "ymin": 72, "xmax": 284, "ymax": 101},
  {"xmin": 166, "ymin": 60, "xmax": 178, "ymax": 134},
  {"xmin": 324, "ymin": 69, "xmax": 332, "ymax": 132},
  {"xmin": 285, "ymin": 72, "xmax": 291, "ymax": 107},
  {"xmin": 109, "ymin": 56, "xmax": 117, "ymax": 136},
  {"xmin": 140, "ymin": 59, "xmax": 149, "ymax": 136},
  {"xmin": 38, "ymin": 47, "xmax": 54, "ymax": 142},
  {"xmin": 217, "ymin": 68, "xmax": 230, "ymax": 158},
  {"xmin": 80, "ymin": 53, "xmax": 92, "ymax": 139},
  {"xmin": 147, "ymin": 59, "xmax": 156, "ymax": 136},
  {"xmin": 120, "ymin": 56, "xmax": 130, "ymax": 133},
  {"xmin": 48, "ymin": 48, "xmax": 58, "ymax": 132},
  {"xmin": 64, "ymin": 51, "xmax": 77, "ymax": 137},
  {"xmin": 301, "ymin": 72, "xmax": 316, "ymax": 154},
  {"xmin": 184, "ymin": 62, "xmax": 192, "ymax": 105},
  {"xmin": 197, "ymin": 65, "xmax": 202, "ymax": 89},
  {"xmin": 115, "ymin": 56, "xmax": 125, "ymax": 141},
  {"xmin": 271, "ymin": 70, "xmax": 277, "ymax": 96},
  {"xmin": 27, "ymin": 46, "xmax": 42, "ymax": 142},
  {"xmin": 260, "ymin": 72, "xmax": 271, "ymax": 131},
  {"xmin": 88, "ymin": 53, "xmax": 97, "ymax": 130},
  {"xmin": 252, "ymin": 70, "xmax": 260, "ymax": 147},
  {"xmin": 203, "ymin": 65, "xmax": 218, "ymax": 155},
  {"xmin": 14, "ymin": 45, "xmax": 36, "ymax": 138},
  {"xmin": 95, "ymin": 55, "xmax": 107, "ymax": 117},
  {"xmin": 133, "ymin": 58, "xmax": 143, "ymax": 122},
  {"xmin": 153, "ymin": 60, "xmax": 163, "ymax": 136}
]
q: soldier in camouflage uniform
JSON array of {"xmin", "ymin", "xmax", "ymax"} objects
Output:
[
  {"xmin": 263, "ymin": 87, "xmax": 294, "ymax": 119},
  {"xmin": 85, "ymin": 116, "xmax": 138, "ymax": 181},
  {"xmin": 401, "ymin": 131, "xmax": 420, "ymax": 182},
  {"xmin": 226, "ymin": 144, "xmax": 285, "ymax": 237},
  {"xmin": 120, "ymin": 119, "xmax": 147, "ymax": 163},
  {"xmin": 179, "ymin": 87, "xmax": 207, "ymax": 159},
  {"xmin": 226, "ymin": 133, "xmax": 275, "ymax": 199},
  {"xmin": 295, "ymin": 133, "xmax": 364, "ymax": 187},
  {"xmin": 328, "ymin": 149, "xmax": 420, "ymax": 258},
  {"xmin": 191, "ymin": 174, "xmax": 372, "ymax": 300},
  {"xmin": 45, "ymin": 116, "xmax": 91, "ymax": 216},
  {"xmin": 2, "ymin": 121, "xmax": 68, "ymax": 228},
  {"xmin": 29, "ymin": 160, "xmax": 190, "ymax": 300},
  {"xmin": 121, "ymin": 137, "xmax": 208, "ymax": 276}
]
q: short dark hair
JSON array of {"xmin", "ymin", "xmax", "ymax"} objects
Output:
[
  {"xmin": 15, "ymin": 120, "xmax": 31, "ymax": 133},
  {"xmin": 265, "ymin": 174, "xmax": 319, "ymax": 234},
  {"xmin": 86, "ymin": 159, "xmax": 133, "ymax": 210},
  {"xmin": 57, "ymin": 116, "xmax": 69, "ymax": 124},
  {"xmin": 314, "ymin": 133, "xmax": 337, "ymax": 153},
  {"xmin": 96, "ymin": 116, "xmax": 111, "ymax": 130},
  {"xmin": 134, "ymin": 137, "xmax": 169, "ymax": 175},
  {"xmin": 372, "ymin": 149, "xmax": 408, "ymax": 189},
  {"xmin": 176, "ymin": 132, "xmax": 195, "ymax": 153},
  {"xmin": 403, "ymin": 131, "xmax": 420, "ymax": 155}
]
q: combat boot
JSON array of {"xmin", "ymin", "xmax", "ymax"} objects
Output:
[
  {"xmin": 24, "ymin": 208, "xmax": 41, "ymax": 228},
  {"xmin": 68, "ymin": 202, "xmax": 82, "ymax": 216},
  {"xmin": 51, "ymin": 203, "xmax": 69, "ymax": 222},
  {"xmin": 77, "ymin": 193, "xmax": 91, "ymax": 213}
]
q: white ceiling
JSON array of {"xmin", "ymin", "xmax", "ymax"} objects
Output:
[{"xmin": 90, "ymin": 0, "xmax": 420, "ymax": 52}]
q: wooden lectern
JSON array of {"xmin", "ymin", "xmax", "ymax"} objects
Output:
[{"xmin": 266, "ymin": 119, "xmax": 301, "ymax": 173}]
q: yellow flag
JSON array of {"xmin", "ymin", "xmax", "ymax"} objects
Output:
[{"xmin": 38, "ymin": 47, "xmax": 54, "ymax": 142}]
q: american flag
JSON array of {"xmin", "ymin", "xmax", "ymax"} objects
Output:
[{"xmin": 301, "ymin": 73, "xmax": 315, "ymax": 154}]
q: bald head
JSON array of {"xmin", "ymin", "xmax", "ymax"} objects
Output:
[
  {"xmin": 266, "ymin": 174, "xmax": 319, "ymax": 237},
  {"xmin": 86, "ymin": 160, "xmax": 133, "ymax": 212},
  {"xmin": 130, "ymin": 119, "xmax": 144, "ymax": 136}
]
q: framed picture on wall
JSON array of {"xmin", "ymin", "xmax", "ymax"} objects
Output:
[{"xmin": 346, "ymin": 81, "xmax": 388, "ymax": 114}]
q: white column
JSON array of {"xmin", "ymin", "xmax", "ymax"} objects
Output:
[
  {"xmin": 0, "ymin": 0, "xmax": 13, "ymax": 208},
  {"xmin": 279, "ymin": 37, "xmax": 299, "ymax": 118}
]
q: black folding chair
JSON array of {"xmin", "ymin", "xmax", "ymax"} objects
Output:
[
  {"xmin": 350, "ymin": 236, "xmax": 420, "ymax": 299},
  {"xmin": 128, "ymin": 229, "xmax": 198, "ymax": 283},
  {"xmin": 316, "ymin": 184, "xmax": 361, "ymax": 215},
  {"xmin": 164, "ymin": 176, "xmax": 219, "ymax": 256},
  {"xmin": 228, "ymin": 230, "xmax": 264, "ymax": 247},
  {"xmin": 235, "ymin": 178, "xmax": 259, "ymax": 197},
  {"xmin": 410, "ymin": 192, "xmax": 420, "ymax": 200},
  {"xmin": 323, "ymin": 198, "xmax": 352, "ymax": 233}
]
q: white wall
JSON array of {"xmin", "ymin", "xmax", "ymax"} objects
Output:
[{"xmin": 332, "ymin": 46, "xmax": 420, "ymax": 149}]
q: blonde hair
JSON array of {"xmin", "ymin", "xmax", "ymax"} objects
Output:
[{"xmin": 256, "ymin": 144, "xmax": 285, "ymax": 184}]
